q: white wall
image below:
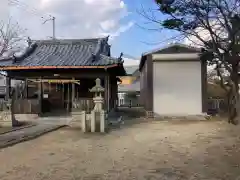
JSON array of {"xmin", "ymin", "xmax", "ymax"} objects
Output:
[{"xmin": 153, "ymin": 61, "xmax": 202, "ymax": 116}]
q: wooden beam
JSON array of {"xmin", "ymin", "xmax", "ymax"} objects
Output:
[
  {"xmin": 24, "ymin": 79, "xmax": 28, "ymax": 98},
  {"xmin": 28, "ymin": 79, "xmax": 80, "ymax": 84},
  {"xmin": 104, "ymin": 75, "xmax": 109, "ymax": 112},
  {"xmin": 72, "ymin": 77, "xmax": 75, "ymax": 108},
  {"xmin": 5, "ymin": 77, "xmax": 11, "ymax": 100},
  {"xmin": 104, "ymin": 74, "xmax": 111, "ymax": 112},
  {"xmin": 38, "ymin": 77, "xmax": 43, "ymax": 115},
  {"xmin": 8, "ymin": 71, "xmax": 107, "ymax": 79},
  {"xmin": 0, "ymin": 64, "xmax": 119, "ymax": 70}
]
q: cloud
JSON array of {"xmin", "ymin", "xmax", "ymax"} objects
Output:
[
  {"xmin": 101, "ymin": 21, "xmax": 134, "ymax": 40},
  {"xmin": 4, "ymin": 0, "xmax": 132, "ymax": 40},
  {"xmin": 184, "ymin": 20, "xmax": 227, "ymax": 47},
  {"xmin": 0, "ymin": 0, "xmax": 10, "ymax": 21},
  {"xmin": 123, "ymin": 57, "xmax": 140, "ymax": 66}
]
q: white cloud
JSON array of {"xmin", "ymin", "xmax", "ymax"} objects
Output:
[
  {"xmin": 0, "ymin": 0, "xmax": 10, "ymax": 21},
  {"xmin": 2, "ymin": 0, "xmax": 132, "ymax": 40},
  {"xmin": 101, "ymin": 21, "xmax": 134, "ymax": 40},
  {"xmin": 123, "ymin": 57, "xmax": 140, "ymax": 66},
  {"xmin": 100, "ymin": 19, "xmax": 117, "ymax": 31},
  {"xmin": 184, "ymin": 20, "xmax": 227, "ymax": 47}
]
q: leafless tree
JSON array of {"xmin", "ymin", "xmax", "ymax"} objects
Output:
[
  {"xmin": 0, "ymin": 18, "xmax": 25, "ymax": 58},
  {"xmin": 0, "ymin": 18, "xmax": 27, "ymax": 126},
  {"xmin": 141, "ymin": 0, "xmax": 240, "ymax": 124}
]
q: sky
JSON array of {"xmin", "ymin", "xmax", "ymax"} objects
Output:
[{"xmin": 0, "ymin": 0, "xmax": 179, "ymax": 66}]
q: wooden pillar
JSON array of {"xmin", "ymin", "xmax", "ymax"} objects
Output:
[
  {"xmin": 24, "ymin": 79, "xmax": 28, "ymax": 98},
  {"xmin": 109, "ymin": 77, "xmax": 113, "ymax": 110},
  {"xmin": 38, "ymin": 78, "xmax": 43, "ymax": 115},
  {"xmin": 104, "ymin": 74, "xmax": 109, "ymax": 112},
  {"xmin": 113, "ymin": 78, "xmax": 118, "ymax": 109},
  {"xmin": 67, "ymin": 83, "xmax": 70, "ymax": 112},
  {"xmin": 72, "ymin": 77, "xmax": 75, "ymax": 110},
  {"xmin": 108, "ymin": 76, "xmax": 112, "ymax": 111},
  {"xmin": 110, "ymin": 76, "xmax": 117, "ymax": 110},
  {"xmin": 5, "ymin": 76, "xmax": 11, "ymax": 100}
]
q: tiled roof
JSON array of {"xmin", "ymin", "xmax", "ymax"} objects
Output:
[
  {"xmin": 0, "ymin": 86, "xmax": 5, "ymax": 95},
  {"xmin": 0, "ymin": 37, "xmax": 122, "ymax": 67}
]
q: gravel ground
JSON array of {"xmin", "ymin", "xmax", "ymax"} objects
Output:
[{"xmin": 0, "ymin": 120, "xmax": 240, "ymax": 180}]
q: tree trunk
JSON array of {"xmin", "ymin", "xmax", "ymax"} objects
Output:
[
  {"xmin": 228, "ymin": 93, "xmax": 239, "ymax": 125},
  {"xmin": 11, "ymin": 88, "xmax": 19, "ymax": 127},
  {"xmin": 228, "ymin": 68, "xmax": 239, "ymax": 125}
]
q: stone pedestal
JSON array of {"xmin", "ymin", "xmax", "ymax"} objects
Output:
[
  {"xmin": 81, "ymin": 111, "xmax": 87, "ymax": 132},
  {"xmin": 100, "ymin": 111, "xmax": 106, "ymax": 133},
  {"xmin": 0, "ymin": 110, "xmax": 12, "ymax": 127},
  {"xmin": 70, "ymin": 111, "xmax": 82, "ymax": 128},
  {"xmin": 90, "ymin": 111, "xmax": 95, "ymax": 132},
  {"xmin": 90, "ymin": 96, "xmax": 107, "ymax": 133}
]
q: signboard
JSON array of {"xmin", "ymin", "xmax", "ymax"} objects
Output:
[{"xmin": 43, "ymin": 94, "xmax": 48, "ymax": 98}]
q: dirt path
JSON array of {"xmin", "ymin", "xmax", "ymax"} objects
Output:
[
  {"xmin": 0, "ymin": 120, "xmax": 240, "ymax": 180},
  {"xmin": 0, "ymin": 124, "xmax": 64, "ymax": 148}
]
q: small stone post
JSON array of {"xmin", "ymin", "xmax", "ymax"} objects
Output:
[
  {"xmin": 81, "ymin": 111, "xmax": 86, "ymax": 132},
  {"xmin": 100, "ymin": 111, "xmax": 105, "ymax": 133},
  {"xmin": 91, "ymin": 111, "xmax": 95, "ymax": 132}
]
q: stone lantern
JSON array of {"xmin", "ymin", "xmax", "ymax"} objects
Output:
[
  {"xmin": 89, "ymin": 78, "xmax": 105, "ymax": 112},
  {"xmin": 86, "ymin": 78, "xmax": 106, "ymax": 133}
]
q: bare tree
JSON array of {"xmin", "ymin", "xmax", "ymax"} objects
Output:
[
  {"xmin": 141, "ymin": 0, "xmax": 240, "ymax": 124},
  {"xmin": 0, "ymin": 18, "xmax": 27, "ymax": 126},
  {"xmin": 0, "ymin": 18, "xmax": 25, "ymax": 58}
]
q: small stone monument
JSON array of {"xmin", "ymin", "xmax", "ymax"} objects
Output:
[
  {"xmin": 0, "ymin": 100, "xmax": 12, "ymax": 127},
  {"xmin": 89, "ymin": 78, "xmax": 106, "ymax": 133}
]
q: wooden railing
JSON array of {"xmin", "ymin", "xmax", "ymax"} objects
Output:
[
  {"xmin": 0, "ymin": 98, "xmax": 98, "ymax": 114},
  {"xmin": 13, "ymin": 99, "xmax": 40, "ymax": 114},
  {"xmin": 0, "ymin": 99, "xmax": 40, "ymax": 114}
]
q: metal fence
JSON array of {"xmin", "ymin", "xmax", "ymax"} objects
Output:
[
  {"xmin": 117, "ymin": 93, "xmax": 141, "ymax": 107},
  {"xmin": 207, "ymin": 98, "xmax": 228, "ymax": 115}
]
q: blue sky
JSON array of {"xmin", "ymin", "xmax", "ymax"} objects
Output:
[
  {"xmin": 111, "ymin": 0, "xmax": 177, "ymax": 59},
  {"xmin": 1, "ymin": 0, "xmax": 179, "ymax": 65}
]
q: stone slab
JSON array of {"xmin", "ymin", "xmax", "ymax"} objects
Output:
[{"xmin": 154, "ymin": 114, "xmax": 208, "ymax": 121}]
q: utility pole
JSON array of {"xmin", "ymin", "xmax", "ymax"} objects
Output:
[
  {"xmin": 52, "ymin": 16, "xmax": 56, "ymax": 40},
  {"xmin": 42, "ymin": 16, "xmax": 56, "ymax": 39}
]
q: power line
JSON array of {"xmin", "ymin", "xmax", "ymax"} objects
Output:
[
  {"xmin": 8, "ymin": 0, "xmax": 50, "ymax": 19},
  {"xmin": 8, "ymin": 0, "xmax": 56, "ymax": 39}
]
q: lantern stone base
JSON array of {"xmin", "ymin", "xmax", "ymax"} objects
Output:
[
  {"xmin": 80, "ymin": 110, "xmax": 107, "ymax": 133},
  {"xmin": 69, "ymin": 111, "xmax": 82, "ymax": 128}
]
